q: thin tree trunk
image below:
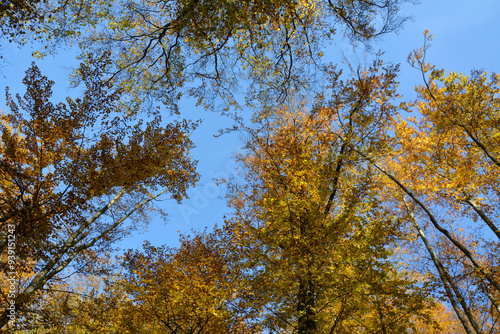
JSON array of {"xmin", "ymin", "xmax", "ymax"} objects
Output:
[
  {"xmin": 367, "ymin": 158, "xmax": 500, "ymax": 295},
  {"xmin": 403, "ymin": 201, "xmax": 477, "ymax": 334},
  {"xmin": 377, "ymin": 299, "xmax": 387, "ymax": 334}
]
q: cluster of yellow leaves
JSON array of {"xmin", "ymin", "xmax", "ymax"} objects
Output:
[
  {"xmin": 31, "ymin": 232, "xmax": 257, "ymax": 334},
  {"xmin": 394, "ymin": 70, "xmax": 500, "ymax": 217}
]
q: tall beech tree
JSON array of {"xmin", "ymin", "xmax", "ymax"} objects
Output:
[
  {"xmin": 363, "ymin": 35, "xmax": 500, "ymax": 333},
  {"xmin": 0, "ymin": 53, "xmax": 198, "ymax": 330},
  {"xmin": 223, "ymin": 61, "xmax": 434, "ymax": 333}
]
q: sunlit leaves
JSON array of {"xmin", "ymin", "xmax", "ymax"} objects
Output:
[
  {"xmin": 224, "ymin": 63, "xmax": 432, "ymax": 333},
  {"xmin": 377, "ymin": 40, "xmax": 500, "ymax": 332}
]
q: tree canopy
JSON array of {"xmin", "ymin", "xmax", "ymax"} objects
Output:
[
  {"xmin": 0, "ymin": 1, "xmax": 499, "ymax": 333},
  {"xmin": 0, "ymin": 52, "xmax": 198, "ymax": 330},
  {"xmin": 3, "ymin": 0, "xmax": 411, "ymax": 111}
]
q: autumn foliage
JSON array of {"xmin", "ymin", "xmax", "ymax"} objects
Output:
[
  {"xmin": 0, "ymin": 1, "xmax": 499, "ymax": 333},
  {"xmin": 0, "ymin": 53, "xmax": 198, "ymax": 330}
]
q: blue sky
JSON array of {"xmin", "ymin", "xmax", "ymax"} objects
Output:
[{"xmin": 1, "ymin": 1, "xmax": 499, "ymax": 251}]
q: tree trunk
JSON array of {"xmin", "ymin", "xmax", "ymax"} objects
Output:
[
  {"xmin": 297, "ymin": 275, "xmax": 316, "ymax": 334},
  {"xmin": 404, "ymin": 198, "xmax": 482, "ymax": 334}
]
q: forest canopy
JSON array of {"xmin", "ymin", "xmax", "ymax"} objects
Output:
[{"xmin": 0, "ymin": 1, "xmax": 499, "ymax": 333}]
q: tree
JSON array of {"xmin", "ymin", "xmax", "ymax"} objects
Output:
[
  {"xmin": 410, "ymin": 303, "xmax": 466, "ymax": 334},
  {"xmin": 223, "ymin": 61, "xmax": 434, "ymax": 333},
  {"xmin": 30, "ymin": 230, "xmax": 256, "ymax": 334},
  {"xmin": 0, "ymin": 0, "xmax": 69, "ymax": 59},
  {"xmin": 5, "ymin": 261, "xmax": 119, "ymax": 333},
  {"xmin": 362, "ymin": 34, "xmax": 500, "ymax": 333},
  {"xmin": 20, "ymin": 0, "xmax": 412, "ymax": 112},
  {"xmin": 0, "ymin": 52, "xmax": 198, "ymax": 330},
  {"xmin": 112, "ymin": 231, "xmax": 252, "ymax": 334}
]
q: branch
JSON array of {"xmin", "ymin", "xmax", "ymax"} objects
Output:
[
  {"xmin": 463, "ymin": 197, "xmax": 500, "ymax": 241},
  {"xmin": 403, "ymin": 197, "xmax": 478, "ymax": 334},
  {"xmin": 0, "ymin": 187, "xmax": 166, "ymax": 329},
  {"xmin": 359, "ymin": 151, "xmax": 500, "ymax": 294}
]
